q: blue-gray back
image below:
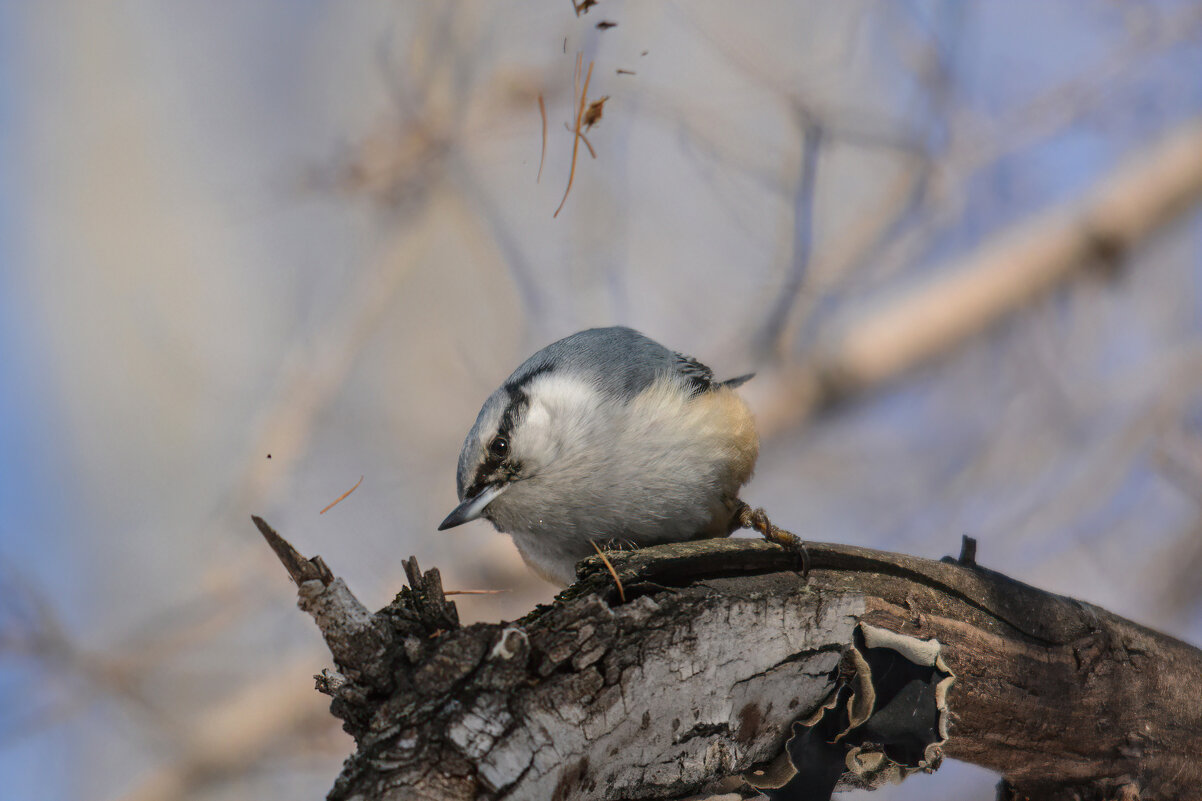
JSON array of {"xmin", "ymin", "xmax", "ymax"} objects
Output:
[{"xmin": 504, "ymin": 326, "xmax": 686, "ymax": 400}]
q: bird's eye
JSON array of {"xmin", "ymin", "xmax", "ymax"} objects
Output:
[{"xmin": 488, "ymin": 435, "xmax": 509, "ymax": 459}]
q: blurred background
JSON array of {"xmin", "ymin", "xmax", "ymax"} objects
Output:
[{"xmin": 3, "ymin": 2, "xmax": 1202, "ymax": 800}]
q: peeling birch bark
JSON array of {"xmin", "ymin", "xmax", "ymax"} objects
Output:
[{"xmin": 253, "ymin": 518, "xmax": 1202, "ymax": 801}]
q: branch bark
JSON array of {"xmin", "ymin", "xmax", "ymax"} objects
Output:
[{"xmin": 252, "ymin": 517, "xmax": 1202, "ymax": 801}]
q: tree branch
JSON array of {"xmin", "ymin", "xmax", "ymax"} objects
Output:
[
  {"xmin": 251, "ymin": 514, "xmax": 1202, "ymax": 793},
  {"xmin": 253, "ymin": 517, "xmax": 1202, "ymax": 801},
  {"xmin": 757, "ymin": 117, "xmax": 1202, "ymax": 436}
]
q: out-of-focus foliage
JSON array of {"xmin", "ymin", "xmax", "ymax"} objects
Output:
[{"xmin": 2, "ymin": 2, "xmax": 1201, "ymax": 800}]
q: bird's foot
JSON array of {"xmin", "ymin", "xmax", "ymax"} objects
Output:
[
  {"xmin": 736, "ymin": 503, "xmax": 810, "ymax": 578},
  {"xmin": 596, "ymin": 537, "xmax": 641, "ymax": 553}
]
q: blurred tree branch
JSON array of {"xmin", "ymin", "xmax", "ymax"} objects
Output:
[
  {"xmin": 757, "ymin": 117, "xmax": 1202, "ymax": 435},
  {"xmin": 116, "ymin": 661, "xmax": 331, "ymax": 801},
  {"xmin": 775, "ymin": 3, "xmax": 1202, "ymax": 353}
]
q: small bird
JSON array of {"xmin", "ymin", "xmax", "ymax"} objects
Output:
[{"xmin": 439, "ymin": 326, "xmax": 760, "ymax": 585}]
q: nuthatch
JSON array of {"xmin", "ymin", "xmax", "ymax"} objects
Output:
[{"xmin": 439, "ymin": 326, "xmax": 762, "ymax": 586}]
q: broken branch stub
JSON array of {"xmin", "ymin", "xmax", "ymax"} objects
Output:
[{"xmin": 253, "ymin": 517, "xmax": 1202, "ymax": 801}]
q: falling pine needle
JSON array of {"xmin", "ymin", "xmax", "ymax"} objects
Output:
[
  {"xmin": 319, "ymin": 475, "xmax": 363, "ymax": 515},
  {"xmin": 537, "ymin": 93, "xmax": 548, "ymax": 183},
  {"xmin": 562, "ymin": 123, "xmax": 596, "ymax": 158},
  {"xmin": 444, "ymin": 588, "xmax": 511, "ymax": 596},
  {"xmin": 573, "ymin": 50, "xmax": 581, "ymax": 107},
  {"xmin": 590, "ymin": 540, "xmax": 626, "ymax": 603},
  {"xmin": 554, "ymin": 56, "xmax": 594, "ymax": 218}
]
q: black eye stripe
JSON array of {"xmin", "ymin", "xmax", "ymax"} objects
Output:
[
  {"xmin": 496, "ymin": 390, "xmax": 527, "ymax": 444},
  {"xmin": 468, "ymin": 389, "xmax": 531, "ymax": 496}
]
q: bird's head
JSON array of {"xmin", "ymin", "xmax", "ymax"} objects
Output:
[{"xmin": 438, "ymin": 367, "xmax": 605, "ymax": 532}]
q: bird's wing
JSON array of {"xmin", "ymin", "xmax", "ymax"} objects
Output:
[
  {"xmin": 674, "ymin": 352, "xmax": 754, "ymax": 394},
  {"xmin": 672, "ymin": 352, "xmax": 716, "ymax": 394}
]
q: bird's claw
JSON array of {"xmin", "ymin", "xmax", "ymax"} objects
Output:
[{"xmin": 736, "ymin": 503, "xmax": 810, "ymax": 578}]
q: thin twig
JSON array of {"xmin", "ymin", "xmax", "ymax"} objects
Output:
[
  {"xmin": 554, "ymin": 56, "xmax": 594, "ymax": 218},
  {"xmin": 756, "ymin": 116, "xmax": 823, "ymax": 355},
  {"xmin": 319, "ymin": 476, "xmax": 363, "ymax": 515}
]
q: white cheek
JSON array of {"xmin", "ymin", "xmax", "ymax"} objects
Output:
[
  {"xmin": 514, "ymin": 375, "xmax": 603, "ymax": 469},
  {"xmin": 521, "ymin": 404, "xmax": 556, "ymax": 461}
]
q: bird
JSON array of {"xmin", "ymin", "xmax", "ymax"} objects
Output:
[{"xmin": 438, "ymin": 326, "xmax": 766, "ymax": 586}]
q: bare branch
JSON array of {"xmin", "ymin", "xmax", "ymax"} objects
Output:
[{"xmin": 758, "ymin": 117, "xmax": 1202, "ymax": 435}]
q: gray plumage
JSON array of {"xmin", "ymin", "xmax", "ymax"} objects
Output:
[{"xmin": 441, "ymin": 326, "xmax": 759, "ymax": 585}]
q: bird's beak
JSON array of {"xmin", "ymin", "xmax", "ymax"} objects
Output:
[{"xmin": 438, "ymin": 484, "xmax": 507, "ymax": 530}]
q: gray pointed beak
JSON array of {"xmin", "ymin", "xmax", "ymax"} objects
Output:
[{"xmin": 438, "ymin": 484, "xmax": 507, "ymax": 530}]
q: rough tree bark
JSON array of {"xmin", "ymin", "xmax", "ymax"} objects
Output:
[{"xmin": 252, "ymin": 517, "xmax": 1202, "ymax": 801}]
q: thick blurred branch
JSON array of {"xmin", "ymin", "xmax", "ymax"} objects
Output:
[
  {"xmin": 255, "ymin": 518, "xmax": 1202, "ymax": 801},
  {"xmin": 758, "ymin": 118, "xmax": 1202, "ymax": 434},
  {"xmin": 118, "ymin": 661, "xmax": 331, "ymax": 801}
]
